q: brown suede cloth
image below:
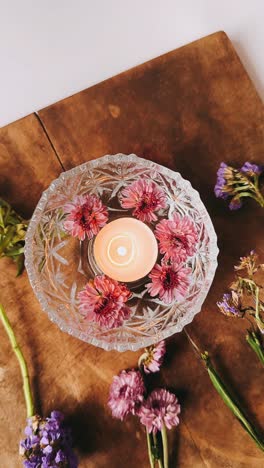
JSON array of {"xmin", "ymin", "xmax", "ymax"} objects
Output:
[{"xmin": 0, "ymin": 32, "xmax": 263, "ymax": 467}]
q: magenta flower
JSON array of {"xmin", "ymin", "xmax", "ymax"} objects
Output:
[
  {"xmin": 78, "ymin": 275, "xmax": 132, "ymax": 329},
  {"xmin": 139, "ymin": 389, "xmax": 180, "ymax": 434},
  {"xmin": 120, "ymin": 179, "xmax": 167, "ymax": 222},
  {"xmin": 155, "ymin": 212, "xmax": 198, "ymax": 262},
  {"xmin": 140, "ymin": 341, "xmax": 166, "ymax": 374},
  {"xmin": 146, "ymin": 262, "xmax": 191, "ymax": 304},
  {"xmin": 108, "ymin": 370, "xmax": 145, "ymax": 420},
  {"xmin": 64, "ymin": 194, "xmax": 108, "ymax": 241}
]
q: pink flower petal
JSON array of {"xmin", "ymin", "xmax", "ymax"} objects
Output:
[
  {"xmin": 63, "ymin": 194, "xmax": 108, "ymax": 241},
  {"xmin": 78, "ymin": 275, "xmax": 132, "ymax": 329},
  {"xmin": 120, "ymin": 179, "xmax": 167, "ymax": 222},
  {"xmin": 155, "ymin": 212, "xmax": 198, "ymax": 262}
]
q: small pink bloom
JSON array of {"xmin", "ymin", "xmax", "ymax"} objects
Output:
[
  {"xmin": 120, "ymin": 179, "xmax": 167, "ymax": 222},
  {"xmin": 155, "ymin": 213, "xmax": 198, "ymax": 262},
  {"xmin": 140, "ymin": 341, "xmax": 166, "ymax": 374},
  {"xmin": 78, "ymin": 275, "xmax": 132, "ymax": 329},
  {"xmin": 108, "ymin": 370, "xmax": 145, "ymax": 420},
  {"xmin": 139, "ymin": 388, "xmax": 180, "ymax": 434},
  {"xmin": 146, "ymin": 262, "xmax": 191, "ymax": 304},
  {"xmin": 64, "ymin": 194, "xmax": 108, "ymax": 241}
]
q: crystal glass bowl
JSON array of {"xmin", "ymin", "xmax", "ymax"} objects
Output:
[{"xmin": 25, "ymin": 154, "xmax": 218, "ymax": 351}]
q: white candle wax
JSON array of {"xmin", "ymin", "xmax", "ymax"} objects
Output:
[{"xmin": 93, "ymin": 217, "xmax": 158, "ymax": 282}]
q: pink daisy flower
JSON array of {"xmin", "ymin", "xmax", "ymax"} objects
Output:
[
  {"xmin": 120, "ymin": 179, "xmax": 167, "ymax": 222},
  {"xmin": 155, "ymin": 212, "xmax": 198, "ymax": 262},
  {"xmin": 140, "ymin": 341, "xmax": 166, "ymax": 374},
  {"xmin": 108, "ymin": 370, "xmax": 145, "ymax": 420},
  {"xmin": 64, "ymin": 194, "xmax": 108, "ymax": 241},
  {"xmin": 78, "ymin": 275, "xmax": 132, "ymax": 329},
  {"xmin": 146, "ymin": 262, "xmax": 191, "ymax": 304},
  {"xmin": 139, "ymin": 388, "xmax": 180, "ymax": 434}
]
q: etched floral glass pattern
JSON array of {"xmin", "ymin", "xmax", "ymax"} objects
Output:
[{"xmin": 25, "ymin": 154, "xmax": 218, "ymax": 351}]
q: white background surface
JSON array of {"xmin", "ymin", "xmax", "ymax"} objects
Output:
[{"xmin": 0, "ymin": 0, "xmax": 263, "ymax": 128}]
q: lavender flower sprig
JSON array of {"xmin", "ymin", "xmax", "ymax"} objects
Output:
[
  {"xmin": 0, "ymin": 199, "xmax": 28, "ymax": 275},
  {"xmin": 214, "ymin": 162, "xmax": 264, "ymax": 210},
  {"xmin": 0, "ymin": 304, "xmax": 78, "ymax": 467},
  {"xmin": 217, "ymin": 251, "xmax": 264, "ymax": 366},
  {"xmin": 185, "ymin": 329, "xmax": 264, "ymax": 451}
]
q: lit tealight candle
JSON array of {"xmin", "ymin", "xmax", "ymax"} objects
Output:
[{"xmin": 93, "ymin": 217, "xmax": 158, "ymax": 282}]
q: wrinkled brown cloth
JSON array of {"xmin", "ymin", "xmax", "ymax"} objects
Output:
[{"xmin": 0, "ymin": 32, "xmax": 264, "ymax": 467}]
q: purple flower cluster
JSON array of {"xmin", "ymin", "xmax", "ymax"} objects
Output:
[
  {"xmin": 214, "ymin": 161, "xmax": 264, "ymax": 210},
  {"xmin": 241, "ymin": 162, "xmax": 263, "ymax": 176},
  {"xmin": 20, "ymin": 411, "xmax": 78, "ymax": 468}
]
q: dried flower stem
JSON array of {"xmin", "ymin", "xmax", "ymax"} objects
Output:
[
  {"xmin": 161, "ymin": 426, "xmax": 169, "ymax": 468},
  {"xmin": 153, "ymin": 432, "xmax": 163, "ymax": 468},
  {"xmin": 184, "ymin": 328, "xmax": 264, "ymax": 451},
  {"xmin": 146, "ymin": 430, "xmax": 155, "ymax": 468},
  {"xmin": 0, "ymin": 304, "xmax": 34, "ymax": 417}
]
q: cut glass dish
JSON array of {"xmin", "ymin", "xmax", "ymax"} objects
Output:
[{"xmin": 25, "ymin": 154, "xmax": 218, "ymax": 351}]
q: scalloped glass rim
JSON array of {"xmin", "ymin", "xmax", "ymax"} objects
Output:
[{"xmin": 25, "ymin": 154, "xmax": 219, "ymax": 352}]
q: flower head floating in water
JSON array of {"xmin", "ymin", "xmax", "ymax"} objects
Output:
[
  {"xmin": 147, "ymin": 262, "xmax": 191, "ymax": 304},
  {"xmin": 78, "ymin": 275, "xmax": 132, "ymax": 329},
  {"xmin": 155, "ymin": 212, "xmax": 198, "ymax": 262},
  {"xmin": 64, "ymin": 194, "xmax": 108, "ymax": 241},
  {"xmin": 120, "ymin": 179, "xmax": 167, "ymax": 222}
]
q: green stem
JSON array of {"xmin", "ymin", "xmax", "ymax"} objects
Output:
[
  {"xmin": 246, "ymin": 331, "xmax": 264, "ymax": 367},
  {"xmin": 153, "ymin": 432, "xmax": 164, "ymax": 468},
  {"xmin": 255, "ymin": 287, "xmax": 260, "ymax": 321},
  {"xmin": 146, "ymin": 430, "xmax": 155, "ymax": 468},
  {"xmin": 0, "ymin": 304, "xmax": 34, "ymax": 417},
  {"xmin": 161, "ymin": 426, "xmax": 169, "ymax": 468},
  {"xmin": 253, "ymin": 183, "xmax": 264, "ymax": 207}
]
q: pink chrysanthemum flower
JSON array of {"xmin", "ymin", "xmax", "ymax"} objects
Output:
[
  {"xmin": 120, "ymin": 179, "xmax": 167, "ymax": 222},
  {"xmin": 139, "ymin": 388, "xmax": 180, "ymax": 434},
  {"xmin": 78, "ymin": 275, "xmax": 132, "ymax": 329},
  {"xmin": 140, "ymin": 341, "xmax": 166, "ymax": 374},
  {"xmin": 108, "ymin": 370, "xmax": 145, "ymax": 420},
  {"xmin": 64, "ymin": 194, "xmax": 108, "ymax": 241},
  {"xmin": 155, "ymin": 212, "xmax": 198, "ymax": 262},
  {"xmin": 146, "ymin": 262, "xmax": 191, "ymax": 304}
]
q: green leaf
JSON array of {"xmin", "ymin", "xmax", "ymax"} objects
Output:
[
  {"xmin": 15, "ymin": 254, "xmax": 25, "ymax": 276},
  {"xmin": 201, "ymin": 353, "xmax": 264, "ymax": 451},
  {"xmin": 246, "ymin": 330, "xmax": 264, "ymax": 367}
]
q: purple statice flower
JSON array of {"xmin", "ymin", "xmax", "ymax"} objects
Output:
[
  {"xmin": 240, "ymin": 162, "xmax": 263, "ymax": 177},
  {"xmin": 140, "ymin": 341, "xmax": 166, "ymax": 374},
  {"xmin": 108, "ymin": 370, "xmax": 145, "ymax": 421},
  {"xmin": 139, "ymin": 388, "xmax": 180, "ymax": 434},
  {"xmin": 20, "ymin": 411, "xmax": 78, "ymax": 468},
  {"xmin": 214, "ymin": 162, "xmax": 230, "ymax": 200},
  {"xmin": 217, "ymin": 292, "xmax": 243, "ymax": 318},
  {"xmin": 229, "ymin": 197, "xmax": 243, "ymax": 210},
  {"xmin": 214, "ymin": 161, "xmax": 264, "ymax": 209}
]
